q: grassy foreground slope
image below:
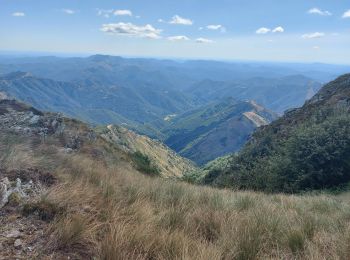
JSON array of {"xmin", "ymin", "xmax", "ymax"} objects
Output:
[
  {"xmin": 1, "ymin": 100, "xmax": 350, "ymax": 259},
  {"xmin": 3, "ymin": 131, "xmax": 350, "ymax": 259}
]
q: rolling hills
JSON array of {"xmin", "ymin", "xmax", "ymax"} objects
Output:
[
  {"xmin": 188, "ymin": 75, "xmax": 322, "ymax": 113},
  {"xmin": 1, "ymin": 55, "xmax": 348, "ymax": 164},
  {"xmin": 0, "ymin": 71, "xmax": 194, "ymax": 128}
]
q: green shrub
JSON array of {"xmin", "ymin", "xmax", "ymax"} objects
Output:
[
  {"xmin": 287, "ymin": 229, "xmax": 305, "ymax": 254},
  {"xmin": 131, "ymin": 151, "xmax": 160, "ymax": 176}
]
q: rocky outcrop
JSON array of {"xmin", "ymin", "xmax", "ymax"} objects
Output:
[
  {"xmin": 0, "ymin": 99, "xmax": 65, "ymax": 137},
  {"xmin": 0, "ymin": 168, "xmax": 56, "ymax": 209}
]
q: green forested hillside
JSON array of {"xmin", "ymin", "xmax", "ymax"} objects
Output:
[
  {"xmin": 206, "ymin": 74, "xmax": 350, "ymax": 192},
  {"xmin": 0, "ymin": 71, "xmax": 194, "ymax": 128},
  {"xmin": 163, "ymin": 98, "xmax": 277, "ymax": 164}
]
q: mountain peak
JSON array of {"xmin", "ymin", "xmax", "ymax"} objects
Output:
[
  {"xmin": 309, "ymin": 73, "xmax": 350, "ymax": 106},
  {"xmin": 87, "ymin": 54, "xmax": 123, "ymax": 63}
]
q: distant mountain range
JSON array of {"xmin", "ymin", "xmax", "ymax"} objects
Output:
[
  {"xmin": 1, "ymin": 54, "xmax": 348, "ymax": 164},
  {"xmin": 187, "ymin": 75, "xmax": 322, "ymax": 113}
]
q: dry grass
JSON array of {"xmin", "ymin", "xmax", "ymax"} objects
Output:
[
  {"xmin": 2, "ymin": 132, "xmax": 350, "ymax": 259},
  {"xmin": 41, "ymin": 155, "xmax": 350, "ymax": 260}
]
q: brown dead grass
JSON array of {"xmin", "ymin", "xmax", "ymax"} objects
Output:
[
  {"xmin": 2, "ymin": 132, "xmax": 350, "ymax": 259},
  {"xmin": 40, "ymin": 154, "xmax": 350, "ymax": 260}
]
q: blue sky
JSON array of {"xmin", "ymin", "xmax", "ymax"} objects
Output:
[{"xmin": 1, "ymin": 0, "xmax": 350, "ymax": 64}]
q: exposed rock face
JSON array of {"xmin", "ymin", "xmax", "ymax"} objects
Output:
[
  {"xmin": 1, "ymin": 177, "xmax": 36, "ymax": 209},
  {"xmin": 0, "ymin": 178, "xmax": 11, "ymax": 208},
  {"xmin": 0, "ymin": 99, "xmax": 65, "ymax": 137},
  {"xmin": 0, "ymin": 168, "xmax": 57, "ymax": 209},
  {"xmin": 0, "ymin": 168, "xmax": 57, "ymax": 259}
]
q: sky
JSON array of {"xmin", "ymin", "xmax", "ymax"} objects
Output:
[{"xmin": 1, "ymin": 0, "xmax": 350, "ymax": 64}]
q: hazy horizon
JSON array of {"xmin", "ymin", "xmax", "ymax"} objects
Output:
[
  {"xmin": 1, "ymin": 50, "xmax": 350, "ymax": 67},
  {"xmin": 1, "ymin": 0, "xmax": 350, "ymax": 64}
]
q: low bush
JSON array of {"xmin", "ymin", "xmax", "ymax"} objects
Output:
[{"xmin": 131, "ymin": 151, "xmax": 160, "ymax": 176}]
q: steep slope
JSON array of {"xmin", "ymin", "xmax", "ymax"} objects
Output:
[
  {"xmin": 3, "ymin": 97, "xmax": 350, "ymax": 259},
  {"xmin": 188, "ymin": 75, "xmax": 322, "ymax": 113},
  {"xmin": 163, "ymin": 98, "xmax": 277, "ymax": 165},
  {"xmin": 207, "ymin": 74, "xmax": 350, "ymax": 192},
  {"xmin": 0, "ymin": 98, "xmax": 194, "ymax": 179},
  {"xmin": 100, "ymin": 125, "xmax": 196, "ymax": 178}
]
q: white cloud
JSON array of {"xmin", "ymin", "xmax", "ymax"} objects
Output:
[
  {"xmin": 196, "ymin": 38, "xmax": 214, "ymax": 43},
  {"xmin": 342, "ymin": 10, "xmax": 350, "ymax": 18},
  {"xmin": 158, "ymin": 18, "xmax": 164, "ymax": 23},
  {"xmin": 62, "ymin": 9, "xmax": 75, "ymax": 15},
  {"xmin": 313, "ymin": 46, "xmax": 320, "ymax": 50},
  {"xmin": 272, "ymin": 26, "xmax": 284, "ymax": 33},
  {"xmin": 256, "ymin": 27, "xmax": 271, "ymax": 34},
  {"xmin": 101, "ymin": 23, "xmax": 162, "ymax": 39},
  {"xmin": 302, "ymin": 32, "xmax": 325, "ymax": 39},
  {"xmin": 12, "ymin": 12, "xmax": 25, "ymax": 17},
  {"xmin": 167, "ymin": 35, "xmax": 190, "ymax": 41},
  {"xmin": 308, "ymin": 8, "xmax": 332, "ymax": 16},
  {"xmin": 170, "ymin": 15, "xmax": 193, "ymax": 25},
  {"xmin": 114, "ymin": 10, "xmax": 132, "ymax": 16},
  {"xmin": 97, "ymin": 9, "xmax": 114, "ymax": 18},
  {"xmin": 206, "ymin": 24, "xmax": 226, "ymax": 33}
]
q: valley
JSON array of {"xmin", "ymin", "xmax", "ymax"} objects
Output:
[
  {"xmin": 1, "ymin": 88, "xmax": 350, "ymax": 259},
  {"xmin": 2, "ymin": 1, "xmax": 350, "ymax": 259},
  {"xmin": 1, "ymin": 55, "xmax": 348, "ymax": 164}
]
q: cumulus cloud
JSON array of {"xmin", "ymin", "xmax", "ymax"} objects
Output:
[
  {"xmin": 302, "ymin": 32, "xmax": 325, "ymax": 39},
  {"xmin": 114, "ymin": 10, "xmax": 132, "ymax": 16},
  {"xmin": 308, "ymin": 8, "xmax": 332, "ymax": 16},
  {"xmin": 196, "ymin": 38, "xmax": 214, "ymax": 43},
  {"xmin": 272, "ymin": 26, "xmax": 284, "ymax": 33},
  {"xmin": 170, "ymin": 15, "xmax": 193, "ymax": 25},
  {"xmin": 12, "ymin": 12, "xmax": 25, "ymax": 17},
  {"xmin": 101, "ymin": 23, "xmax": 162, "ymax": 39},
  {"xmin": 167, "ymin": 35, "xmax": 190, "ymax": 41},
  {"xmin": 342, "ymin": 10, "xmax": 350, "ymax": 18},
  {"xmin": 62, "ymin": 9, "xmax": 75, "ymax": 15},
  {"xmin": 206, "ymin": 24, "xmax": 226, "ymax": 33},
  {"xmin": 256, "ymin": 27, "xmax": 271, "ymax": 34}
]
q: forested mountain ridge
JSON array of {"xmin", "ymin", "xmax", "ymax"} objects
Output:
[
  {"xmin": 204, "ymin": 74, "xmax": 350, "ymax": 192},
  {"xmin": 1, "ymin": 55, "xmax": 348, "ymax": 164},
  {"xmin": 188, "ymin": 75, "xmax": 322, "ymax": 113},
  {"xmin": 162, "ymin": 98, "xmax": 277, "ymax": 164}
]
